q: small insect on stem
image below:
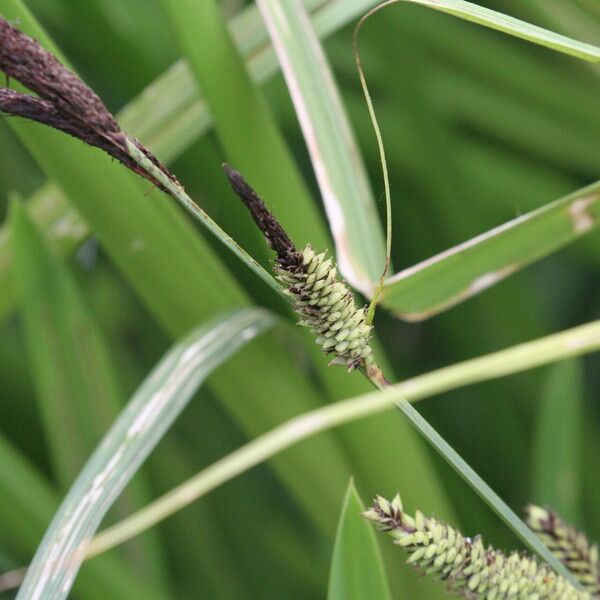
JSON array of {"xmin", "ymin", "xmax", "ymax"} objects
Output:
[{"xmin": 223, "ymin": 164, "xmax": 378, "ymax": 373}]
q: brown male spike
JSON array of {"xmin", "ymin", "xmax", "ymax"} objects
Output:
[{"xmin": 0, "ymin": 16, "xmax": 175, "ymax": 191}]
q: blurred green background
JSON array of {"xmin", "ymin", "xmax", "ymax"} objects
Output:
[{"xmin": 0, "ymin": 0, "xmax": 598, "ymax": 598}]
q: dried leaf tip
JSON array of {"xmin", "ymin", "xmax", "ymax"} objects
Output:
[
  {"xmin": 367, "ymin": 494, "xmax": 590, "ymax": 599},
  {"xmin": 0, "ymin": 17, "xmax": 175, "ymax": 190}
]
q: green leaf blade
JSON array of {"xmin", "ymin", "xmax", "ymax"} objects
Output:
[
  {"xmin": 394, "ymin": 400, "xmax": 582, "ymax": 588},
  {"xmin": 17, "ymin": 307, "xmax": 275, "ymax": 599},
  {"xmin": 0, "ymin": 435, "xmax": 163, "ymax": 600},
  {"xmin": 382, "ymin": 182, "xmax": 600, "ymax": 319},
  {"xmin": 422, "ymin": 0, "xmax": 600, "ymax": 62},
  {"xmin": 328, "ymin": 480, "xmax": 391, "ymax": 600},
  {"xmin": 11, "ymin": 199, "xmax": 123, "ymax": 487},
  {"xmin": 10, "ymin": 199, "xmax": 173, "ymax": 593},
  {"xmin": 158, "ymin": 0, "xmax": 331, "ymax": 256}
]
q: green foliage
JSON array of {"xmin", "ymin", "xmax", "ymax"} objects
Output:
[
  {"xmin": 532, "ymin": 360, "xmax": 585, "ymax": 522},
  {"xmin": 18, "ymin": 306, "xmax": 275, "ymax": 598},
  {"xmin": 0, "ymin": 0, "xmax": 598, "ymax": 598},
  {"xmin": 10, "ymin": 199, "xmax": 169, "ymax": 594}
]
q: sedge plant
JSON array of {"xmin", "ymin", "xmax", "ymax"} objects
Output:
[{"xmin": 0, "ymin": 1, "xmax": 598, "ymax": 599}]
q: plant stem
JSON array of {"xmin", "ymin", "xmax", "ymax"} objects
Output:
[
  {"xmin": 363, "ymin": 362, "xmax": 391, "ymax": 390},
  {"xmin": 353, "ymin": 9, "xmax": 392, "ymax": 326},
  {"xmin": 126, "ymin": 139, "xmax": 282, "ymax": 297}
]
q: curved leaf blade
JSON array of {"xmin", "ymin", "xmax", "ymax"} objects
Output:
[
  {"xmin": 17, "ymin": 308, "xmax": 274, "ymax": 600},
  {"xmin": 371, "ymin": 0, "xmax": 600, "ymax": 62},
  {"xmin": 328, "ymin": 480, "xmax": 391, "ymax": 600},
  {"xmin": 435, "ymin": 0, "xmax": 600, "ymax": 61},
  {"xmin": 10, "ymin": 199, "xmax": 171, "ymax": 591},
  {"xmin": 382, "ymin": 182, "xmax": 600, "ymax": 319}
]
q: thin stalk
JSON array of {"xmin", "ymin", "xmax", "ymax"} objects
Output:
[
  {"xmin": 391, "ymin": 400, "xmax": 582, "ymax": 587},
  {"xmin": 125, "ymin": 140, "xmax": 282, "ymax": 297},
  {"xmin": 353, "ymin": 14, "xmax": 392, "ymax": 325},
  {"xmin": 84, "ymin": 320, "xmax": 599, "ymax": 563}
]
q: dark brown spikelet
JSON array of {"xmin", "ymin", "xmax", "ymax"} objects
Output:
[
  {"xmin": 0, "ymin": 17, "xmax": 175, "ymax": 190},
  {"xmin": 222, "ymin": 164, "xmax": 302, "ymax": 271},
  {"xmin": 0, "ymin": 17, "xmax": 120, "ymax": 135}
]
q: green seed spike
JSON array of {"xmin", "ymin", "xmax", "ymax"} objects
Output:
[
  {"xmin": 525, "ymin": 505, "xmax": 600, "ymax": 596},
  {"xmin": 274, "ymin": 244, "xmax": 373, "ymax": 370},
  {"xmin": 224, "ymin": 164, "xmax": 375, "ymax": 372},
  {"xmin": 364, "ymin": 494, "xmax": 590, "ymax": 599}
]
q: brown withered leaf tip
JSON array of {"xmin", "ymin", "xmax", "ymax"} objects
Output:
[
  {"xmin": 223, "ymin": 164, "xmax": 303, "ymax": 271},
  {"xmin": 0, "ymin": 17, "xmax": 177, "ymax": 191}
]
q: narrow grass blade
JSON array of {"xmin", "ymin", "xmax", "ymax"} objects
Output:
[
  {"xmin": 10, "ymin": 200, "xmax": 171, "ymax": 591},
  {"xmin": 257, "ymin": 0, "xmax": 386, "ymax": 295},
  {"xmin": 125, "ymin": 141, "xmax": 280, "ymax": 297},
  {"xmin": 529, "ymin": 0, "xmax": 600, "ymax": 45},
  {"xmin": 16, "ymin": 308, "xmax": 274, "ymax": 600},
  {"xmin": 394, "ymin": 400, "xmax": 581, "ymax": 587},
  {"xmin": 532, "ymin": 360, "xmax": 585, "ymax": 522},
  {"xmin": 0, "ymin": 436, "xmax": 163, "ymax": 600},
  {"xmin": 382, "ymin": 182, "xmax": 600, "ymax": 319},
  {"xmin": 327, "ymin": 480, "xmax": 392, "ymax": 600}
]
